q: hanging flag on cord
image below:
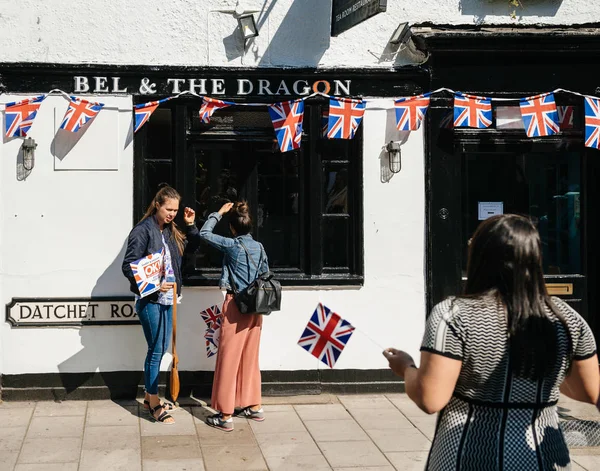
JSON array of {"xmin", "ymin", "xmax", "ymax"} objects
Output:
[
  {"xmin": 557, "ymin": 105, "xmax": 574, "ymax": 130},
  {"xmin": 200, "ymin": 305, "xmax": 222, "ymax": 329},
  {"xmin": 268, "ymin": 99, "xmax": 305, "ymax": 153},
  {"xmin": 453, "ymin": 93, "xmax": 492, "ymax": 128},
  {"xmin": 327, "ymin": 97, "xmax": 366, "ymax": 139},
  {"xmin": 133, "ymin": 97, "xmax": 173, "ymax": 133},
  {"xmin": 60, "ymin": 96, "xmax": 104, "ymax": 132},
  {"xmin": 394, "ymin": 94, "xmax": 431, "ymax": 131},
  {"xmin": 4, "ymin": 95, "xmax": 45, "ymax": 138},
  {"xmin": 205, "ymin": 317, "xmax": 222, "ymax": 358},
  {"xmin": 519, "ymin": 93, "xmax": 560, "ymax": 137},
  {"xmin": 584, "ymin": 96, "xmax": 600, "ymax": 149},
  {"xmin": 199, "ymin": 97, "xmax": 234, "ymax": 124},
  {"xmin": 298, "ymin": 303, "xmax": 355, "ymax": 368}
]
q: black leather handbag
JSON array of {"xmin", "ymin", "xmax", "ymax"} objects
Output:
[{"xmin": 228, "ymin": 240, "xmax": 281, "ymax": 315}]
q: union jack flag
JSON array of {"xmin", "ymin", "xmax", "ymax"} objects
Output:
[
  {"xmin": 4, "ymin": 95, "xmax": 45, "ymax": 138},
  {"xmin": 584, "ymin": 96, "xmax": 600, "ymax": 150},
  {"xmin": 134, "ymin": 97, "xmax": 173, "ymax": 133},
  {"xmin": 327, "ymin": 97, "xmax": 365, "ymax": 139},
  {"xmin": 298, "ymin": 303, "xmax": 355, "ymax": 368},
  {"xmin": 199, "ymin": 97, "xmax": 234, "ymax": 124},
  {"xmin": 519, "ymin": 93, "xmax": 560, "ymax": 137},
  {"xmin": 453, "ymin": 93, "xmax": 492, "ymax": 128},
  {"xmin": 268, "ymin": 99, "xmax": 305, "ymax": 153},
  {"xmin": 60, "ymin": 96, "xmax": 104, "ymax": 132},
  {"xmin": 557, "ymin": 105, "xmax": 574, "ymax": 130},
  {"xmin": 395, "ymin": 94, "xmax": 430, "ymax": 131},
  {"xmin": 200, "ymin": 305, "xmax": 222, "ymax": 329},
  {"xmin": 205, "ymin": 320, "xmax": 222, "ymax": 358}
]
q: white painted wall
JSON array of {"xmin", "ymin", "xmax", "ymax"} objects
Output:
[
  {"xmin": 0, "ymin": 0, "xmax": 597, "ymax": 69},
  {"xmin": 0, "ymin": 95, "xmax": 425, "ymax": 375}
]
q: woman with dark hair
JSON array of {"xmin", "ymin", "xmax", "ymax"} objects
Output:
[
  {"xmin": 384, "ymin": 214, "xmax": 598, "ymax": 470},
  {"xmin": 190, "ymin": 201, "xmax": 269, "ymax": 432},
  {"xmin": 122, "ymin": 185, "xmax": 199, "ymax": 424}
]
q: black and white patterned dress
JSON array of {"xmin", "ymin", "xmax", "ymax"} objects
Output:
[{"xmin": 421, "ymin": 295, "xmax": 597, "ymax": 471}]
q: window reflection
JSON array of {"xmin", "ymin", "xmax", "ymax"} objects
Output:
[{"xmin": 324, "ymin": 168, "xmax": 349, "ymax": 214}]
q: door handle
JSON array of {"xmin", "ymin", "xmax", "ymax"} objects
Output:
[{"xmin": 546, "ymin": 283, "xmax": 573, "ymax": 296}]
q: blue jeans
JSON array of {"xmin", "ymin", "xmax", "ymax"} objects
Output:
[{"xmin": 136, "ymin": 298, "xmax": 173, "ymax": 395}]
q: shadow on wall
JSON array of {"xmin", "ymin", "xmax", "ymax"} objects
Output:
[
  {"xmin": 379, "ymin": 107, "xmax": 409, "ymax": 183},
  {"xmin": 55, "ymin": 236, "xmax": 228, "ymax": 400},
  {"xmin": 56, "ymin": 239, "xmax": 147, "ymax": 400},
  {"xmin": 258, "ymin": 0, "xmax": 330, "ymax": 67},
  {"xmin": 459, "ymin": 0, "xmax": 564, "ymax": 22}
]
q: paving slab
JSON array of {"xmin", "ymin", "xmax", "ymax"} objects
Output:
[
  {"xmin": 141, "ymin": 435, "xmax": 202, "ymax": 461},
  {"xmin": 201, "ymin": 444, "xmax": 268, "ymax": 471},
  {"xmin": 319, "ymin": 440, "xmax": 390, "ymax": 468},
  {"xmin": 408, "ymin": 416, "xmax": 437, "ymax": 440},
  {"xmin": 254, "ymin": 431, "xmax": 321, "ymax": 457},
  {"xmin": 18, "ymin": 437, "xmax": 82, "ymax": 464},
  {"xmin": 0, "ymin": 426, "xmax": 27, "ymax": 452},
  {"xmin": 333, "ymin": 467, "xmax": 395, "ymax": 471},
  {"xmin": 305, "ymin": 418, "xmax": 370, "ymax": 442},
  {"xmin": 26, "ymin": 416, "xmax": 84, "ymax": 439},
  {"xmin": 337, "ymin": 395, "xmax": 393, "ymax": 410},
  {"xmin": 264, "ymin": 453, "xmax": 332, "ymax": 471},
  {"xmin": 86, "ymin": 405, "xmax": 139, "ymax": 427},
  {"xmin": 386, "ymin": 394, "xmax": 430, "ymax": 418},
  {"xmin": 349, "ymin": 408, "xmax": 415, "ymax": 430},
  {"xmin": 142, "ymin": 458, "xmax": 206, "ymax": 471},
  {"xmin": 367, "ymin": 428, "xmax": 431, "ymax": 453},
  {"xmin": 33, "ymin": 401, "xmax": 87, "ymax": 417},
  {"xmin": 294, "ymin": 404, "xmax": 353, "ymax": 421},
  {"xmin": 262, "ymin": 394, "xmax": 339, "ymax": 405},
  {"xmin": 0, "ymin": 451, "xmax": 19, "ymax": 470},
  {"xmin": 385, "ymin": 451, "xmax": 430, "ymax": 470},
  {"xmin": 249, "ymin": 410, "xmax": 306, "ymax": 434},
  {"xmin": 79, "ymin": 448, "xmax": 141, "ymax": 471},
  {"xmin": 83, "ymin": 425, "xmax": 140, "ymax": 450},
  {"xmin": 0, "ymin": 408, "xmax": 34, "ymax": 428},
  {"xmin": 14, "ymin": 464, "xmax": 79, "ymax": 471}
]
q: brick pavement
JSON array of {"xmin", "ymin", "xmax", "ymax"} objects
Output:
[{"xmin": 0, "ymin": 394, "xmax": 598, "ymax": 470}]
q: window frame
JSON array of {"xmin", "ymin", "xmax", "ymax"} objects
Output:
[{"xmin": 133, "ymin": 97, "xmax": 364, "ymax": 287}]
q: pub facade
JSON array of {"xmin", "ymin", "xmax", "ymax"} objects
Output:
[{"xmin": 1, "ymin": 0, "xmax": 599, "ymax": 399}]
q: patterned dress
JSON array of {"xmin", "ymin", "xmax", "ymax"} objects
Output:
[{"xmin": 421, "ymin": 295, "xmax": 597, "ymax": 471}]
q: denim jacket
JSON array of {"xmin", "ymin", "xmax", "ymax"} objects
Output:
[{"xmin": 197, "ymin": 212, "xmax": 269, "ymax": 291}]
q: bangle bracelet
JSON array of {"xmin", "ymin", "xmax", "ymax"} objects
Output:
[{"xmin": 186, "ymin": 222, "xmax": 195, "ymax": 226}]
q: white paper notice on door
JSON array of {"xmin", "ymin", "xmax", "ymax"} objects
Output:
[{"xmin": 478, "ymin": 202, "xmax": 504, "ymax": 220}]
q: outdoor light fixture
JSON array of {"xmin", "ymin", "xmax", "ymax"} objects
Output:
[
  {"xmin": 238, "ymin": 13, "xmax": 259, "ymax": 41},
  {"xmin": 389, "ymin": 22, "xmax": 411, "ymax": 45},
  {"xmin": 21, "ymin": 137, "xmax": 37, "ymax": 171},
  {"xmin": 386, "ymin": 141, "xmax": 401, "ymax": 174}
]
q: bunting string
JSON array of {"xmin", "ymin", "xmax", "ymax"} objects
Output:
[{"xmin": 2, "ymin": 86, "xmax": 600, "ymax": 151}]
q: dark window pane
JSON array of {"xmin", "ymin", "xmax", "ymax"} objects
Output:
[
  {"xmin": 323, "ymin": 216, "xmax": 349, "ymax": 268},
  {"xmin": 190, "ymin": 143, "xmax": 302, "ymax": 271},
  {"xmin": 146, "ymin": 109, "xmax": 172, "ymax": 160},
  {"xmin": 257, "ymin": 151, "xmax": 302, "ymax": 268},
  {"xmin": 143, "ymin": 161, "xmax": 173, "ymax": 212},
  {"xmin": 323, "ymin": 167, "xmax": 349, "ymax": 214},
  {"xmin": 461, "ymin": 151, "xmax": 581, "ymax": 275}
]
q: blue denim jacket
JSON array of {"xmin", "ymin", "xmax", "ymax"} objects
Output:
[{"xmin": 198, "ymin": 212, "xmax": 269, "ymax": 291}]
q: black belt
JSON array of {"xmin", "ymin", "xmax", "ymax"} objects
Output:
[{"xmin": 226, "ymin": 290, "xmax": 235, "ymax": 295}]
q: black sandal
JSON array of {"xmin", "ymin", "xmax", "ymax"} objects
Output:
[
  {"xmin": 150, "ymin": 404, "xmax": 175, "ymax": 424},
  {"xmin": 144, "ymin": 400, "xmax": 177, "ymax": 412}
]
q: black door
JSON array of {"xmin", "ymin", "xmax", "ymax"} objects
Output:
[{"xmin": 427, "ymin": 105, "xmax": 600, "ymax": 341}]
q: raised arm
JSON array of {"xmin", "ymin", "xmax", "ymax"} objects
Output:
[{"xmin": 197, "ymin": 203, "xmax": 235, "ymax": 252}]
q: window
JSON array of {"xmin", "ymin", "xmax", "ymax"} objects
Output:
[{"xmin": 134, "ymin": 98, "xmax": 364, "ymax": 285}]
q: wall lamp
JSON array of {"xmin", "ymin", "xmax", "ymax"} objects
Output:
[
  {"xmin": 238, "ymin": 13, "xmax": 259, "ymax": 41},
  {"xmin": 386, "ymin": 141, "xmax": 401, "ymax": 174},
  {"xmin": 389, "ymin": 22, "xmax": 411, "ymax": 45},
  {"xmin": 21, "ymin": 137, "xmax": 37, "ymax": 171}
]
